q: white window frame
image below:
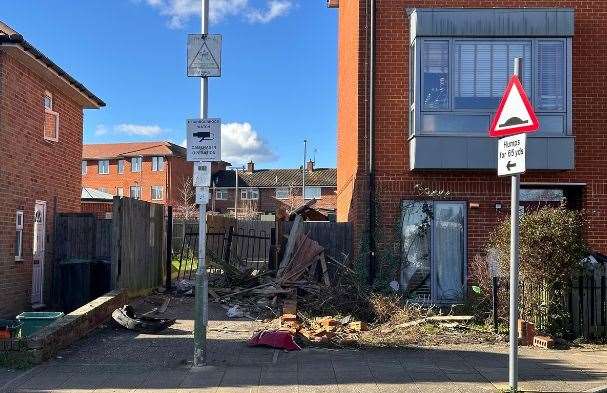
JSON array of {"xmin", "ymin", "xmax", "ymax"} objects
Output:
[
  {"xmin": 99, "ymin": 187, "xmax": 107, "ymax": 193},
  {"xmin": 151, "ymin": 186, "xmax": 164, "ymax": 201},
  {"xmin": 98, "ymin": 159, "xmax": 109, "ymax": 174},
  {"xmin": 241, "ymin": 188, "xmax": 259, "ymax": 200},
  {"xmin": 215, "ymin": 188, "xmax": 229, "ymax": 200},
  {"xmin": 117, "ymin": 159, "xmax": 125, "ymax": 174},
  {"xmin": 130, "ymin": 186, "xmax": 141, "ymax": 199},
  {"xmin": 82, "ymin": 160, "xmax": 87, "ymax": 175},
  {"xmin": 304, "ymin": 186, "xmax": 322, "ymax": 200},
  {"xmin": 131, "ymin": 157, "xmax": 142, "ymax": 173},
  {"xmin": 116, "ymin": 187, "xmax": 124, "ymax": 197},
  {"xmin": 275, "ymin": 187, "xmax": 290, "ymax": 199},
  {"xmin": 152, "ymin": 156, "xmax": 164, "ymax": 172},
  {"xmin": 43, "ymin": 91, "xmax": 59, "ymax": 142},
  {"xmin": 15, "ymin": 210, "xmax": 23, "ymax": 261}
]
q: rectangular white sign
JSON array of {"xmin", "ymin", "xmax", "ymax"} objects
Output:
[
  {"xmin": 196, "ymin": 187, "xmax": 209, "ymax": 205},
  {"xmin": 187, "ymin": 34, "xmax": 222, "ymax": 77},
  {"xmin": 187, "ymin": 118, "xmax": 221, "ymax": 162},
  {"xmin": 193, "ymin": 162, "xmax": 212, "ymax": 187},
  {"xmin": 498, "ymin": 133, "xmax": 526, "ymax": 176}
]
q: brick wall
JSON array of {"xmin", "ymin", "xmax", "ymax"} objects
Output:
[
  {"xmin": 337, "ymin": 1, "xmax": 607, "ymax": 271},
  {"xmin": 81, "ymin": 201, "xmax": 113, "ymax": 218},
  {"xmin": 82, "ymin": 155, "xmax": 192, "ymax": 206},
  {"xmin": 0, "ymin": 52, "xmax": 85, "ymax": 317}
]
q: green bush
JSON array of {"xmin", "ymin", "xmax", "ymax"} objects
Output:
[{"xmin": 488, "ymin": 206, "xmax": 588, "ymax": 336}]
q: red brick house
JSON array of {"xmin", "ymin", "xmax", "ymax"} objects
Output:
[
  {"xmin": 0, "ymin": 22, "xmax": 104, "ymax": 316},
  {"xmin": 331, "ymin": 2, "xmax": 607, "ymax": 302},
  {"xmin": 82, "ymin": 142, "xmax": 193, "ymax": 207},
  {"xmin": 210, "ymin": 160, "xmax": 337, "ymax": 220}
]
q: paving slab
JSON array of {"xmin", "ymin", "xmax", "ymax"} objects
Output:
[{"xmin": 2, "ymin": 296, "xmax": 607, "ymax": 393}]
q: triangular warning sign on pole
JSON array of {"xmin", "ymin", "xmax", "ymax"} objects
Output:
[{"xmin": 489, "ymin": 75, "xmax": 540, "ymax": 138}]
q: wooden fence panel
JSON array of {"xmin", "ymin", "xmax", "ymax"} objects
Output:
[
  {"xmin": 282, "ymin": 221, "xmax": 352, "ymax": 263},
  {"xmin": 112, "ymin": 198, "xmax": 165, "ymax": 291}
]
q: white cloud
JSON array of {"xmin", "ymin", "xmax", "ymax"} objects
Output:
[
  {"xmin": 247, "ymin": 0, "xmax": 292, "ymax": 23},
  {"xmin": 180, "ymin": 138, "xmax": 187, "ymax": 147},
  {"xmin": 115, "ymin": 124, "xmax": 164, "ymax": 136},
  {"xmin": 221, "ymin": 122, "xmax": 277, "ymax": 164},
  {"xmin": 94, "ymin": 123, "xmax": 167, "ymax": 137},
  {"xmin": 137, "ymin": 0, "xmax": 292, "ymax": 27},
  {"xmin": 94, "ymin": 125, "xmax": 109, "ymax": 136}
]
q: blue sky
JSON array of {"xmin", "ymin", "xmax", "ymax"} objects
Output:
[{"xmin": 2, "ymin": 1, "xmax": 337, "ymax": 168}]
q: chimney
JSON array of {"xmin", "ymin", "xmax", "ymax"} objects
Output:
[
  {"xmin": 306, "ymin": 159, "xmax": 314, "ymax": 172},
  {"xmin": 247, "ymin": 160, "xmax": 255, "ymax": 173}
]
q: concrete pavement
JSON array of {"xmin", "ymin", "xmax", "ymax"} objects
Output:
[{"xmin": 2, "ymin": 296, "xmax": 607, "ymax": 392}]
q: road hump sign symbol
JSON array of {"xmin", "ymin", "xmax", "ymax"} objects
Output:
[{"xmin": 489, "ymin": 76, "xmax": 539, "ymax": 138}]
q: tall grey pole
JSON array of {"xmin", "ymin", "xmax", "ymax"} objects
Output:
[
  {"xmin": 234, "ymin": 167, "xmax": 239, "ymax": 219},
  {"xmin": 508, "ymin": 57, "xmax": 523, "ymax": 392},
  {"xmin": 302, "ymin": 140, "xmax": 307, "ymax": 200},
  {"xmin": 193, "ymin": 0, "xmax": 209, "ymax": 367}
]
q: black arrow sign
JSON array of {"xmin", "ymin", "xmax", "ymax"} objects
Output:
[{"xmin": 506, "ymin": 161, "xmax": 516, "ymax": 171}]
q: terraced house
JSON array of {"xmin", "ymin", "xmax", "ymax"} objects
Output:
[
  {"xmin": 331, "ymin": 2, "xmax": 607, "ymax": 302},
  {"xmin": 82, "ymin": 142, "xmax": 193, "ymax": 207},
  {"xmin": 0, "ymin": 21, "xmax": 104, "ymax": 315},
  {"xmin": 211, "ymin": 160, "xmax": 337, "ymax": 220}
]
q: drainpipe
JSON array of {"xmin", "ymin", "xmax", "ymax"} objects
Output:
[{"xmin": 367, "ymin": 0, "xmax": 377, "ymax": 284}]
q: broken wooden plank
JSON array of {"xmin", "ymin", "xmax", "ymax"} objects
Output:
[
  {"xmin": 276, "ymin": 214, "xmax": 303, "ymax": 278},
  {"xmin": 319, "ymin": 254, "xmax": 330, "ymax": 286}
]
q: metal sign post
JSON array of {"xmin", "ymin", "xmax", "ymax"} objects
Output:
[
  {"xmin": 489, "ymin": 57, "xmax": 540, "ymax": 392},
  {"xmin": 187, "ymin": 0, "xmax": 222, "ymax": 367}
]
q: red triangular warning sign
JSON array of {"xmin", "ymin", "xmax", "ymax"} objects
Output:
[{"xmin": 489, "ymin": 76, "xmax": 540, "ymax": 138}]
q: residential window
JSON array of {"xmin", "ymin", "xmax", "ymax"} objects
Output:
[
  {"xmin": 240, "ymin": 188, "xmax": 259, "ymax": 200},
  {"xmin": 82, "ymin": 161, "xmax": 87, "ymax": 175},
  {"xmin": 275, "ymin": 187, "xmax": 290, "ymax": 200},
  {"xmin": 304, "ymin": 187, "xmax": 321, "ymax": 200},
  {"xmin": 43, "ymin": 91, "xmax": 59, "ymax": 141},
  {"xmin": 152, "ymin": 156, "xmax": 164, "ymax": 171},
  {"xmin": 401, "ymin": 201, "xmax": 466, "ymax": 303},
  {"xmin": 151, "ymin": 186, "xmax": 164, "ymax": 200},
  {"xmin": 99, "ymin": 187, "xmax": 107, "ymax": 193},
  {"xmin": 116, "ymin": 187, "xmax": 124, "ymax": 197},
  {"xmin": 454, "ymin": 41, "xmax": 532, "ymax": 110},
  {"xmin": 98, "ymin": 160, "xmax": 109, "ymax": 174},
  {"xmin": 131, "ymin": 157, "xmax": 142, "ymax": 172},
  {"xmin": 117, "ymin": 159, "xmax": 125, "ymax": 174},
  {"xmin": 215, "ymin": 188, "xmax": 229, "ymax": 200},
  {"xmin": 413, "ymin": 38, "xmax": 567, "ymax": 135},
  {"xmin": 15, "ymin": 210, "xmax": 23, "ymax": 261},
  {"xmin": 130, "ymin": 186, "xmax": 141, "ymax": 199}
]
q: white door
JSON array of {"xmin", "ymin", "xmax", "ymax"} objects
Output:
[{"xmin": 31, "ymin": 201, "xmax": 46, "ymax": 305}]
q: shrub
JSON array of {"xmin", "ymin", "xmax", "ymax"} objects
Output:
[{"xmin": 487, "ymin": 206, "xmax": 587, "ymax": 336}]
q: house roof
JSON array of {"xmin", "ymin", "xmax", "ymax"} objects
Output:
[
  {"xmin": 81, "ymin": 187, "xmax": 114, "ymax": 201},
  {"xmin": 83, "ymin": 141, "xmax": 186, "ymax": 160},
  {"xmin": 0, "ymin": 21, "xmax": 105, "ymax": 108},
  {"xmin": 212, "ymin": 168, "xmax": 337, "ymax": 188}
]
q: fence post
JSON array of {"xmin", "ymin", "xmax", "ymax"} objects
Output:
[
  {"xmin": 165, "ymin": 206, "xmax": 173, "ymax": 291},
  {"xmin": 269, "ymin": 227, "xmax": 277, "ymax": 271},
  {"xmin": 492, "ymin": 276, "xmax": 499, "ymax": 333},
  {"xmin": 223, "ymin": 226, "xmax": 234, "ymax": 263}
]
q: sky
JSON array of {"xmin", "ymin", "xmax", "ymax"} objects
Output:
[{"xmin": 2, "ymin": 0, "xmax": 337, "ymax": 168}]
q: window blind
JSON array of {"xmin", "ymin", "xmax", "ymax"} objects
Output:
[
  {"xmin": 538, "ymin": 42, "xmax": 565, "ymax": 111},
  {"xmin": 454, "ymin": 41, "xmax": 532, "ymax": 109}
]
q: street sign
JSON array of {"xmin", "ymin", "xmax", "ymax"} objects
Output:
[
  {"xmin": 498, "ymin": 133, "xmax": 526, "ymax": 176},
  {"xmin": 193, "ymin": 162, "xmax": 212, "ymax": 187},
  {"xmin": 187, "ymin": 118, "xmax": 221, "ymax": 162},
  {"xmin": 489, "ymin": 76, "xmax": 539, "ymax": 138},
  {"xmin": 187, "ymin": 34, "xmax": 222, "ymax": 77},
  {"xmin": 195, "ymin": 187, "xmax": 209, "ymax": 205}
]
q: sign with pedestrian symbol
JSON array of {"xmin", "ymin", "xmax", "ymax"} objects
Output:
[
  {"xmin": 187, "ymin": 118, "xmax": 221, "ymax": 162},
  {"xmin": 187, "ymin": 34, "xmax": 222, "ymax": 77},
  {"xmin": 489, "ymin": 76, "xmax": 539, "ymax": 138},
  {"xmin": 498, "ymin": 133, "xmax": 526, "ymax": 176}
]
